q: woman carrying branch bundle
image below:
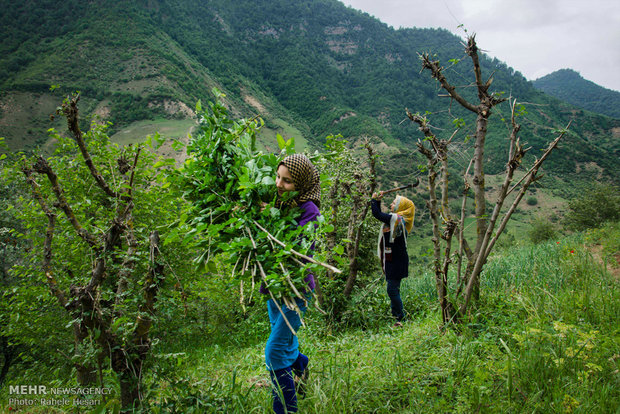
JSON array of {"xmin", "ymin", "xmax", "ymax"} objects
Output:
[
  {"xmin": 371, "ymin": 191, "xmax": 415, "ymax": 326},
  {"xmin": 261, "ymin": 154, "xmax": 320, "ymax": 414}
]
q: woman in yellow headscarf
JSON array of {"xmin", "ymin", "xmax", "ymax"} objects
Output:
[{"xmin": 371, "ymin": 191, "xmax": 415, "ymax": 326}]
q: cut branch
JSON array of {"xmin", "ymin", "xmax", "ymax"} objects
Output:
[
  {"xmin": 252, "ymin": 221, "xmax": 341, "ymax": 274},
  {"xmin": 256, "ymin": 261, "xmax": 297, "ymax": 335},
  {"xmin": 419, "ymin": 54, "xmax": 478, "ymax": 113}
]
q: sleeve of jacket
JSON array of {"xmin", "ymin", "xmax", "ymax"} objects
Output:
[
  {"xmin": 371, "ymin": 199, "xmax": 392, "ymax": 225},
  {"xmin": 297, "ymin": 201, "xmax": 320, "ymax": 227}
]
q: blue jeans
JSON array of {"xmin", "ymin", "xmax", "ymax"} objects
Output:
[
  {"xmin": 265, "ymin": 297, "xmax": 308, "ymax": 371},
  {"xmin": 266, "ymin": 297, "xmax": 310, "ymax": 414},
  {"xmin": 386, "ymin": 278, "xmax": 404, "ymax": 321}
]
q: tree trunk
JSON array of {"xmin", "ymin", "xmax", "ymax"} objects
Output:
[
  {"xmin": 119, "ymin": 370, "xmax": 141, "ymax": 412},
  {"xmin": 72, "ymin": 321, "xmax": 97, "ymax": 386},
  {"xmin": 0, "ymin": 335, "xmax": 15, "ymax": 388}
]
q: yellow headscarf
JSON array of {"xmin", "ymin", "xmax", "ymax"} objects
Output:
[
  {"xmin": 393, "ymin": 195, "xmax": 415, "ymax": 233},
  {"xmin": 376, "ymin": 194, "xmax": 416, "ymax": 262}
]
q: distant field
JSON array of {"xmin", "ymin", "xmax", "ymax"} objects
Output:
[
  {"xmin": 110, "ymin": 118, "xmax": 197, "ymax": 146},
  {"xmin": 256, "ymin": 117, "xmax": 308, "ymax": 153}
]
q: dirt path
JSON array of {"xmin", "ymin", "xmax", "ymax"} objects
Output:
[{"xmin": 589, "ymin": 244, "xmax": 620, "ymax": 280}]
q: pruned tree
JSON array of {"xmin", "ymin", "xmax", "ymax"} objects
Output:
[
  {"xmin": 408, "ymin": 35, "xmax": 568, "ymax": 325},
  {"xmin": 15, "ymin": 93, "xmax": 176, "ymax": 410},
  {"xmin": 317, "ymin": 135, "xmax": 379, "ymax": 321}
]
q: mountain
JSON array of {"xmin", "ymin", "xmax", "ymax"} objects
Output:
[
  {"xmin": 534, "ymin": 69, "xmax": 620, "ymax": 119},
  {"xmin": 1, "ymin": 0, "xmax": 619, "ymax": 188}
]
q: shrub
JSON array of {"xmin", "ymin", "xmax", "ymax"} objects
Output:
[
  {"xmin": 528, "ymin": 217, "xmax": 557, "ymax": 244},
  {"xmin": 526, "ymin": 196, "xmax": 538, "ymax": 206},
  {"xmin": 563, "ymin": 183, "xmax": 620, "ymax": 230}
]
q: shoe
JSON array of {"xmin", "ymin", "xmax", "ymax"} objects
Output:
[{"xmin": 393, "ymin": 321, "xmax": 403, "ymax": 327}]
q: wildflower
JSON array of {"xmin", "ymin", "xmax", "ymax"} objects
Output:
[
  {"xmin": 570, "ymin": 250, "xmax": 575, "ymax": 254},
  {"xmin": 557, "ymin": 241, "xmax": 560, "ymax": 244}
]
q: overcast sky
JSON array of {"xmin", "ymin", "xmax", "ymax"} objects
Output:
[{"xmin": 340, "ymin": 0, "xmax": 620, "ymax": 92}]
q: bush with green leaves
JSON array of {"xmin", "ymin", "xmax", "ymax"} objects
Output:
[
  {"xmin": 313, "ymin": 135, "xmax": 381, "ymax": 325},
  {"xmin": 528, "ymin": 217, "xmax": 557, "ymax": 244},
  {"xmin": 170, "ymin": 89, "xmax": 339, "ymax": 318},
  {"xmin": 564, "ymin": 183, "xmax": 620, "ymax": 230},
  {"xmin": 3, "ymin": 94, "xmax": 192, "ymax": 409}
]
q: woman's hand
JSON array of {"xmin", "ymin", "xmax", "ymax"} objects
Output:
[{"xmin": 372, "ymin": 191, "xmax": 384, "ymax": 200}]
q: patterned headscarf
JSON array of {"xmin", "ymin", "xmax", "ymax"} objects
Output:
[
  {"xmin": 278, "ymin": 154, "xmax": 321, "ymax": 208},
  {"xmin": 393, "ymin": 195, "xmax": 415, "ymax": 233}
]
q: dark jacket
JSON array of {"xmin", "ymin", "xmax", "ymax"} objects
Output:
[{"xmin": 371, "ymin": 199, "xmax": 409, "ymax": 280}]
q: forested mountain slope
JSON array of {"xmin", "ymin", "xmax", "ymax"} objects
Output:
[
  {"xmin": 534, "ymin": 69, "xmax": 620, "ymax": 119},
  {"xmin": 1, "ymin": 0, "xmax": 618, "ymax": 186}
]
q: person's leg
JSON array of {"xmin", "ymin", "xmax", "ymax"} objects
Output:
[
  {"xmin": 265, "ymin": 300, "xmax": 301, "ymax": 371},
  {"xmin": 291, "ymin": 352, "xmax": 309, "ymax": 398},
  {"xmin": 270, "ymin": 366, "xmax": 297, "ymax": 414},
  {"xmin": 386, "ymin": 278, "xmax": 404, "ymax": 322},
  {"xmin": 291, "ymin": 352, "xmax": 308, "ymax": 376},
  {"xmin": 265, "ymin": 298, "xmax": 308, "ymax": 412}
]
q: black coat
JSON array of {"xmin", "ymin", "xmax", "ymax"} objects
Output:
[{"xmin": 371, "ymin": 199, "xmax": 409, "ymax": 280}]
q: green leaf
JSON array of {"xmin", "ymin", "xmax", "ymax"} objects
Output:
[
  {"xmin": 334, "ymin": 244, "xmax": 344, "ymax": 255},
  {"xmin": 206, "ymin": 260, "xmax": 217, "ymax": 273},
  {"xmin": 276, "ymin": 133, "xmax": 286, "ymax": 150},
  {"xmin": 261, "ymin": 176, "xmax": 275, "ymax": 185}
]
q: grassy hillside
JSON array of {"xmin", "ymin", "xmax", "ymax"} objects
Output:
[
  {"xmin": 2, "ymin": 225, "xmax": 617, "ymax": 412},
  {"xmin": 120, "ymin": 224, "xmax": 620, "ymax": 413},
  {"xmin": 0, "ymin": 0, "xmax": 310, "ymax": 153},
  {"xmin": 1, "ymin": 0, "xmax": 618, "ymax": 191}
]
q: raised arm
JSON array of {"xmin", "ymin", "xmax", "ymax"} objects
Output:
[{"xmin": 371, "ymin": 198, "xmax": 392, "ymax": 225}]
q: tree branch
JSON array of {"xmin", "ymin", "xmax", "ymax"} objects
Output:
[
  {"xmin": 460, "ymin": 123, "xmax": 569, "ymax": 314},
  {"xmin": 466, "ymin": 36, "xmax": 506, "ymax": 108},
  {"xmin": 485, "ymin": 124, "xmax": 569, "ymax": 256},
  {"xmin": 418, "ymin": 53, "xmax": 479, "ymax": 113},
  {"xmin": 456, "ymin": 159, "xmax": 473, "ymax": 288},
  {"xmin": 133, "ymin": 231, "xmax": 163, "ymax": 343},
  {"xmin": 31, "ymin": 157, "xmax": 99, "ymax": 248},
  {"xmin": 61, "ymin": 93, "xmax": 118, "ymax": 199},
  {"xmin": 21, "ymin": 166, "xmax": 68, "ymax": 307}
]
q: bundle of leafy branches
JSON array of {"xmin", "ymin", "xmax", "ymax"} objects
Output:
[{"xmin": 170, "ymin": 90, "xmax": 338, "ymax": 326}]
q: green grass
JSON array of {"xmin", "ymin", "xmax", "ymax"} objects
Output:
[
  {"xmin": 130, "ymin": 228, "xmax": 618, "ymax": 413},
  {"xmin": 2, "ymin": 227, "xmax": 618, "ymax": 413},
  {"xmin": 109, "ymin": 118, "xmax": 196, "ymax": 146},
  {"xmin": 256, "ymin": 118, "xmax": 309, "ymax": 154}
]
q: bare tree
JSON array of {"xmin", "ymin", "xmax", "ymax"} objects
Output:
[{"xmin": 408, "ymin": 36, "xmax": 568, "ymax": 325}]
